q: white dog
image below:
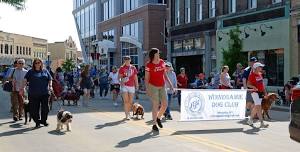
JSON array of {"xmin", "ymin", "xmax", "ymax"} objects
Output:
[{"xmin": 56, "ymin": 110, "xmax": 73, "ymax": 132}]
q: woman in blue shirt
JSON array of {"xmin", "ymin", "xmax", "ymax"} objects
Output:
[{"xmin": 21, "ymin": 58, "xmax": 53, "ymax": 128}]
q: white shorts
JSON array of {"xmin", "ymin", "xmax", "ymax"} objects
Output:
[
  {"xmin": 121, "ymin": 86, "xmax": 135, "ymax": 94},
  {"xmin": 251, "ymin": 92, "xmax": 262, "ymax": 105}
]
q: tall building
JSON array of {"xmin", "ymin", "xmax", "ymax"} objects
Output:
[
  {"xmin": 291, "ymin": 0, "xmax": 300, "ymax": 77},
  {"xmin": 169, "ymin": 0, "xmax": 298, "ymax": 87},
  {"xmin": 48, "ymin": 36, "xmax": 78, "ymax": 70},
  {"xmin": 73, "ymin": 0, "xmax": 97, "ymax": 63},
  {"xmin": 0, "ymin": 31, "xmax": 47, "ymax": 66},
  {"xmin": 73, "ymin": 0, "xmax": 168, "ymax": 69}
]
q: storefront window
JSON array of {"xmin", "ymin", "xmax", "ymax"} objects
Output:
[
  {"xmin": 121, "ymin": 42, "xmax": 138, "ymax": 68},
  {"xmin": 249, "ymin": 49, "xmax": 284, "ymax": 86},
  {"xmin": 172, "ymin": 40, "xmax": 182, "ymax": 53},
  {"xmin": 194, "ymin": 37, "xmax": 205, "ymax": 49},
  {"xmin": 183, "ymin": 39, "xmax": 193, "ymax": 51}
]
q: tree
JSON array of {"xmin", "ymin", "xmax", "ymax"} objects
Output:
[
  {"xmin": 62, "ymin": 59, "xmax": 76, "ymax": 73},
  {"xmin": 0, "ymin": 0, "xmax": 26, "ymax": 10},
  {"xmin": 222, "ymin": 26, "xmax": 247, "ymax": 76}
]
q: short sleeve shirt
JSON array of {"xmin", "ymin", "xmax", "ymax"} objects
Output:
[
  {"xmin": 119, "ymin": 65, "xmax": 138, "ymax": 87},
  {"xmin": 248, "ymin": 72, "xmax": 265, "ymax": 92},
  {"xmin": 24, "ymin": 69, "xmax": 52, "ymax": 96},
  {"xmin": 242, "ymin": 66, "xmax": 252, "ymax": 80},
  {"xmin": 109, "ymin": 72, "xmax": 120, "ymax": 84},
  {"xmin": 146, "ymin": 59, "xmax": 166, "ymax": 87}
]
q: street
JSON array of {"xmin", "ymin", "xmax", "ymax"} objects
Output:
[{"xmin": 0, "ymin": 89, "xmax": 299, "ymax": 152}]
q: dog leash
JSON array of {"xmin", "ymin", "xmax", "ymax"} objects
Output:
[{"xmin": 50, "ymin": 90, "xmax": 64, "ymax": 111}]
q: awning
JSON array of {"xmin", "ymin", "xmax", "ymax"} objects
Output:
[
  {"xmin": 97, "ymin": 40, "xmax": 116, "ymax": 53},
  {"xmin": 120, "ymin": 36, "xmax": 142, "ymax": 49}
]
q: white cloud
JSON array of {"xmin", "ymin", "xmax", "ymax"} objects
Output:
[{"xmin": 0, "ymin": 0, "xmax": 81, "ymax": 51}]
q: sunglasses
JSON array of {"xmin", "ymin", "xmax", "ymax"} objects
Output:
[
  {"xmin": 35, "ymin": 62, "xmax": 41, "ymax": 64},
  {"xmin": 18, "ymin": 63, "xmax": 24, "ymax": 64}
]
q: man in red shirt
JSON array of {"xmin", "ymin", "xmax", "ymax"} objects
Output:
[
  {"xmin": 177, "ymin": 67, "xmax": 188, "ymax": 106},
  {"xmin": 247, "ymin": 62, "xmax": 268, "ymax": 128}
]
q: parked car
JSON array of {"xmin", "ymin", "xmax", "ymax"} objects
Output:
[{"xmin": 289, "ymin": 82, "xmax": 300, "ymax": 142}]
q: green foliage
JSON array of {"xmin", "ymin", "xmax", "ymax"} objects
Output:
[
  {"xmin": 1, "ymin": 0, "xmax": 26, "ymax": 10},
  {"xmin": 222, "ymin": 26, "xmax": 247, "ymax": 75},
  {"xmin": 62, "ymin": 59, "xmax": 76, "ymax": 72}
]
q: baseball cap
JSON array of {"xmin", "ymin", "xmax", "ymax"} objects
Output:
[
  {"xmin": 166, "ymin": 62, "xmax": 172, "ymax": 67},
  {"xmin": 123, "ymin": 56, "xmax": 131, "ymax": 60},
  {"xmin": 250, "ymin": 57, "xmax": 257, "ymax": 62},
  {"xmin": 253, "ymin": 62, "xmax": 264, "ymax": 69}
]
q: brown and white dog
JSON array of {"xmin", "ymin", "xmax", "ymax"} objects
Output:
[
  {"xmin": 132, "ymin": 103, "xmax": 144, "ymax": 119},
  {"xmin": 261, "ymin": 93, "xmax": 279, "ymax": 120},
  {"xmin": 56, "ymin": 110, "xmax": 73, "ymax": 132}
]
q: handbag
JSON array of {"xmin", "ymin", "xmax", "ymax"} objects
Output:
[{"xmin": 2, "ymin": 69, "xmax": 15, "ymax": 92}]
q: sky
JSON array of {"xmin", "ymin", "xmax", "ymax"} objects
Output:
[{"xmin": 0, "ymin": 0, "xmax": 81, "ymax": 51}]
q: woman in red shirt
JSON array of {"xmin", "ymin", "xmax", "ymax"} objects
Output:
[
  {"xmin": 177, "ymin": 67, "xmax": 188, "ymax": 106},
  {"xmin": 119, "ymin": 56, "xmax": 138, "ymax": 120},
  {"xmin": 247, "ymin": 62, "xmax": 268, "ymax": 128},
  {"xmin": 145, "ymin": 48, "xmax": 174, "ymax": 132}
]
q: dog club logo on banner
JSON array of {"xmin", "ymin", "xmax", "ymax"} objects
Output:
[{"xmin": 180, "ymin": 90, "xmax": 247, "ymax": 121}]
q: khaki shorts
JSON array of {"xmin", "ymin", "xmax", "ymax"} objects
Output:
[{"xmin": 148, "ymin": 84, "xmax": 167, "ymax": 102}]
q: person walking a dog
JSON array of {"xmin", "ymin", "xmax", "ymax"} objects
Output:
[
  {"xmin": 78, "ymin": 64, "xmax": 94, "ymax": 107},
  {"xmin": 109, "ymin": 66, "xmax": 120, "ymax": 106},
  {"xmin": 247, "ymin": 62, "xmax": 269, "ymax": 128},
  {"xmin": 11, "ymin": 59, "xmax": 28, "ymax": 121},
  {"xmin": 21, "ymin": 58, "xmax": 53, "ymax": 128},
  {"xmin": 145, "ymin": 48, "xmax": 174, "ymax": 132},
  {"xmin": 119, "ymin": 56, "xmax": 138, "ymax": 120}
]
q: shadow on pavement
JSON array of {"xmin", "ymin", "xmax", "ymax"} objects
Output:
[
  {"xmin": 9, "ymin": 123, "xmax": 23, "ymax": 128},
  {"xmin": 95, "ymin": 119, "xmax": 126, "ymax": 130},
  {"xmin": 0, "ymin": 120, "xmax": 15, "ymax": 126},
  {"xmin": 242, "ymin": 126, "xmax": 262, "ymax": 135},
  {"xmin": 0, "ymin": 127, "xmax": 34, "ymax": 137},
  {"xmin": 171, "ymin": 128, "xmax": 244, "ymax": 136},
  {"xmin": 48, "ymin": 130, "xmax": 66, "ymax": 136},
  {"xmin": 115, "ymin": 131, "xmax": 159, "ymax": 148}
]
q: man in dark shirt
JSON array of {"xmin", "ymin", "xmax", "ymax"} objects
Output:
[{"xmin": 242, "ymin": 57, "xmax": 257, "ymax": 115}]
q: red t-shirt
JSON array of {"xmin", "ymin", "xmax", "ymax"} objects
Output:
[
  {"xmin": 177, "ymin": 74, "xmax": 188, "ymax": 88},
  {"xmin": 119, "ymin": 65, "xmax": 138, "ymax": 87},
  {"xmin": 145, "ymin": 59, "xmax": 166, "ymax": 87},
  {"xmin": 248, "ymin": 72, "xmax": 265, "ymax": 92}
]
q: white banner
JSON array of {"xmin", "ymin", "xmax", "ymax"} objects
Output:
[{"xmin": 180, "ymin": 89, "xmax": 247, "ymax": 121}]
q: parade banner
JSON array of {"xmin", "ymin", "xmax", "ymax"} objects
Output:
[{"xmin": 180, "ymin": 89, "xmax": 247, "ymax": 121}]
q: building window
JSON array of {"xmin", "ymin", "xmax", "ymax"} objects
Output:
[
  {"xmin": 174, "ymin": 0, "xmax": 180, "ymax": 25},
  {"xmin": 124, "ymin": 0, "xmax": 138, "ymax": 13},
  {"xmin": 184, "ymin": 0, "xmax": 190, "ymax": 23},
  {"xmin": 272, "ymin": 0, "xmax": 282, "ymax": 4},
  {"xmin": 10, "ymin": 45, "xmax": 13, "ymax": 54},
  {"xmin": 103, "ymin": 0, "xmax": 115, "ymax": 21},
  {"xmin": 16, "ymin": 46, "xmax": 19, "ymax": 54},
  {"xmin": 209, "ymin": 0, "xmax": 216, "ymax": 18},
  {"xmin": 26, "ymin": 47, "xmax": 28, "ymax": 55},
  {"xmin": 248, "ymin": 0, "xmax": 257, "ymax": 9},
  {"xmin": 103, "ymin": 29, "xmax": 115, "ymax": 41},
  {"xmin": 4, "ymin": 44, "xmax": 8, "ymax": 54},
  {"xmin": 196, "ymin": 0, "xmax": 202, "ymax": 21},
  {"xmin": 122, "ymin": 21, "xmax": 140, "ymax": 40},
  {"xmin": 0, "ymin": 44, "xmax": 3, "ymax": 54},
  {"xmin": 121, "ymin": 42, "xmax": 138, "ymax": 68},
  {"xmin": 229, "ymin": 0, "xmax": 236, "ymax": 13},
  {"xmin": 29, "ymin": 48, "xmax": 31, "ymax": 56},
  {"xmin": 23, "ymin": 47, "xmax": 25, "ymax": 55}
]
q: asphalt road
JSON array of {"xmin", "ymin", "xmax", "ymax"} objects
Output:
[{"xmin": 0, "ymin": 89, "xmax": 299, "ymax": 152}]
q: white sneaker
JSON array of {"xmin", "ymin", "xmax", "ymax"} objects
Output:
[
  {"xmin": 247, "ymin": 118, "xmax": 253, "ymax": 126},
  {"xmin": 260, "ymin": 122, "xmax": 269, "ymax": 128},
  {"xmin": 113, "ymin": 102, "xmax": 118, "ymax": 106}
]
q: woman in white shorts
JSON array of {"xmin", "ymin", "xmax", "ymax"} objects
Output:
[
  {"xmin": 247, "ymin": 62, "xmax": 268, "ymax": 128},
  {"xmin": 118, "ymin": 56, "xmax": 138, "ymax": 120}
]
